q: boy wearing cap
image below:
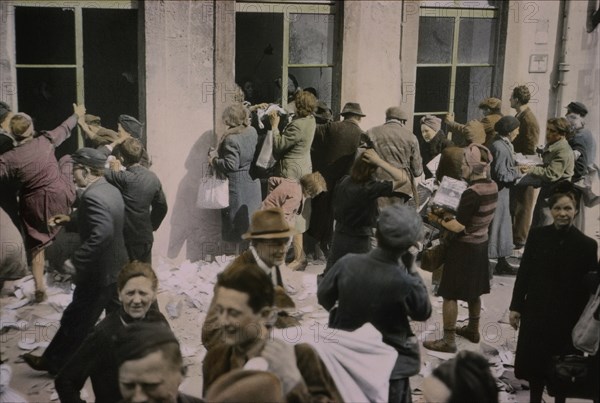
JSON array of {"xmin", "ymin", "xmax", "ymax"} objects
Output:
[
  {"xmin": 104, "ymin": 137, "xmax": 168, "ymax": 263},
  {"xmin": 318, "ymin": 205, "xmax": 431, "ymax": 403},
  {"xmin": 23, "ymin": 147, "xmax": 128, "ymax": 375},
  {"xmin": 366, "ymin": 106, "xmax": 423, "ymax": 206}
]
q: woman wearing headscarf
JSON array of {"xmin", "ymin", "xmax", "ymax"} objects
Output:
[
  {"xmin": 0, "ymin": 104, "xmax": 84, "ymax": 302},
  {"xmin": 488, "ymin": 116, "xmax": 521, "ymax": 275},
  {"xmin": 210, "ymin": 103, "xmax": 262, "ymax": 244},
  {"xmin": 423, "ymin": 144, "xmax": 498, "ymax": 353},
  {"xmin": 420, "ymin": 115, "xmax": 453, "ymax": 178},
  {"xmin": 509, "ymin": 188, "xmax": 597, "ymax": 403}
]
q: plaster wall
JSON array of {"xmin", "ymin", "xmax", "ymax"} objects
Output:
[
  {"xmin": 561, "ymin": 0, "xmax": 599, "ymax": 166},
  {"xmin": 143, "ymin": 0, "xmax": 221, "ymax": 264},
  {"xmin": 500, "ymin": 0, "xmax": 562, "ymax": 142},
  {"xmin": 0, "ymin": 3, "xmax": 18, "ymax": 107},
  {"xmin": 340, "ymin": 0, "xmax": 405, "ymax": 129}
]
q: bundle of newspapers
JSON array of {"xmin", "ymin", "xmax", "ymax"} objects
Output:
[{"xmin": 430, "ymin": 176, "xmax": 468, "ymax": 212}]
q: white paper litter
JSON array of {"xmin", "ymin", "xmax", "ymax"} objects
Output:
[{"xmin": 17, "ymin": 341, "xmax": 49, "ymax": 351}]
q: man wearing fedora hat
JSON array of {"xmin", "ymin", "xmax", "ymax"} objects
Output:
[
  {"xmin": 202, "ymin": 208, "xmax": 299, "ymax": 350},
  {"xmin": 308, "ymin": 102, "xmax": 366, "ymax": 256},
  {"xmin": 23, "ymin": 147, "xmax": 128, "ymax": 375},
  {"xmin": 366, "ymin": 106, "xmax": 423, "ymax": 207}
]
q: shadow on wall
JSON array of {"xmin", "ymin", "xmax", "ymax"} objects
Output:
[{"xmin": 168, "ymin": 130, "xmax": 225, "ymax": 262}]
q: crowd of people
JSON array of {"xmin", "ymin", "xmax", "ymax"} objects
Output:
[{"xmin": 0, "ymin": 78, "xmax": 598, "ymax": 402}]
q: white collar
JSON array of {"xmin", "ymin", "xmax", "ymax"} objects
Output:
[{"xmin": 249, "ymin": 246, "xmax": 279, "ymax": 286}]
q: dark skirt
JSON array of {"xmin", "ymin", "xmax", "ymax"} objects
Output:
[{"xmin": 438, "ymin": 239, "xmax": 490, "ymax": 301}]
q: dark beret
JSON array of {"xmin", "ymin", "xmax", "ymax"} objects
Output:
[
  {"xmin": 494, "ymin": 116, "xmax": 520, "ymax": 135},
  {"xmin": 71, "ymin": 147, "xmax": 107, "ymax": 169},
  {"xmin": 377, "ymin": 205, "xmax": 423, "ymax": 250},
  {"xmin": 566, "ymin": 101, "xmax": 588, "ymax": 117},
  {"xmin": 115, "ymin": 323, "xmax": 179, "ymax": 367},
  {"xmin": 118, "ymin": 114, "xmax": 144, "ymax": 140}
]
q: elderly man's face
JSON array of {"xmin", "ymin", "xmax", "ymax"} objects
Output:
[
  {"xmin": 119, "ymin": 350, "xmax": 182, "ymax": 403},
  {"xmin": 253, "ymin": 238, "xmax": 290, "ymax": 267}
]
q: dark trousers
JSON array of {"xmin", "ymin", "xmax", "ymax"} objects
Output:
[
  {"xmin": 42, "ymin": 282, "xmax": 119, "ymax": 373},
  {"xmin": 126, "ymin": 242, "xmax": 153, "ymax": 264},
  {"xmin": 389, "ymin": 378, "xmax": 412, "ymax": 403}
]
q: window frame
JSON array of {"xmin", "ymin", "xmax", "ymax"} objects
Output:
[
  {"xmin": 10, "ymin": 0, "xmax": 138, "ymax": 147},
  {"xmin": 415, "ymin": 3, "xmax": 504, "ymax": 121},
  {"xmin": 234, "ymin": 1, "xmax": 338, "ymax": 109}
]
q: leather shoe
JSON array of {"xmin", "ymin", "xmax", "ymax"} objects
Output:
[
  {"xmin": 494, "ymin": 259, "xmax": 518, "ymax": 275},
  {"xmin": 22, "ymin": 353, "xmax": 56, "ymax": 375}
]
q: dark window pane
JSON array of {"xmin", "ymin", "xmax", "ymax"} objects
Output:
[
  {"xmin": 454, "ymin": 66, "xmax": 493, "ymax": 123},
  {"xmin": 16, "ymin": 68, "xmax": 78, "ymax": 158},
  {"xmin": 417, "ymin": 17, "xmax": 453, "ymax": 64},
  {"xmin": 289, "ymin": 67, "xmax": 332, "ymax": 105},
  {"xmin": 458, "ymin": 18, "xmax": 497, "ymax": 64},
  {"xmin": 415, "ymin": 67, "xmax": 451, "ymax": 113},
  {"xmin": 236, "ymin": 13, "xmax": 284, "ymax": 104},
  {"xmin": 289, "ymin": 13, "xmax": 334, "ymax": 65},
  {"xmin": 16, "ymin": 7, "xmax": 75, "ymax": 64},
  {"xmin": 83, "ymin": 9, "xmax": 139, "ymax": 131}
]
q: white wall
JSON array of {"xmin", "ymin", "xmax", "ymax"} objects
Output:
[
  {"xmin": 501, "ymin": 0, "xmax": 562, "ymax": 142},
  {"xmin": 143, "ymin": 0, "xmax": 222, "ymax": 263},
  {"xmin": 340, "ymin": 0, "xmax": 405, "ymax": 129}
]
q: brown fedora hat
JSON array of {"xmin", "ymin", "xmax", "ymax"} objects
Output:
[
  {"xmin": 341, "ymin": 102, "xmax": 366, "ymax": 117},
  {"xmin": 242, "ymin": 208, "xmax": 297, "ymax": 240}
]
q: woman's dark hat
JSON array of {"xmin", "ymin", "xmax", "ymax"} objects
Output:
[
  {"xmin": 341, "ymin": 102, "xmax": 365, "ymax": 117},
  {"xmin": 494, "ymin": 116, "xmax": 520, "ymax": 135}
]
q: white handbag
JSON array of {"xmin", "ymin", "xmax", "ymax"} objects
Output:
[
  {"xmin": 196, "ymin": 166, "xmax": 229, "ymax": 209},
  {"xmin": 572, "ymin": 283, "xmax": 600, "ymax": 355}
]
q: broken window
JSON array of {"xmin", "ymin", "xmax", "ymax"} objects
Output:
[
  {"xmin": 13, "ymin": 2, "xmax": 138, "ymax": 156},
  {"xmin": 235, "ymin": 2, "xmax": 339, "ymax": 112}
]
